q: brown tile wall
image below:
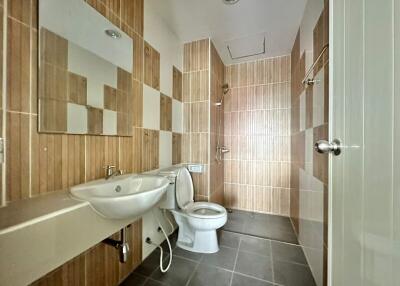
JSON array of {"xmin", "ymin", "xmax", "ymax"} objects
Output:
[
  {"xmin": 3, "ymin": 0, "xmax": 148, "ymax": 284},
  {"xmin": 223, "ymin": 55, "xmax": 291, "ymax": 216},
  {"xmin": 209, "ymin": 41, "xmax": 225, "ymax": 205},
  {"xmin": 290, "ymin": 3, "xmax": 329, "ymax": 285},
  {"xmin": 182, "ymin": 39, "xmax": 210, "ymax": 201}
]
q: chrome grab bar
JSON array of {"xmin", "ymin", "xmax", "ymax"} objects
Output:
[{"xmin": 302, "ymin": 44, "xmax": 329, "ymax": 86}]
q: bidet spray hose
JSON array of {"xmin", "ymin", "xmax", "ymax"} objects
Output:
[{"xmin": 148, "ymin": 209, "xmax": 173, "ymax": 273}]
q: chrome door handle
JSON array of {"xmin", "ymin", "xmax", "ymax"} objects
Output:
[{"xmin": 314, "ymin": 139, "xmax": 341, "ymax": 156}]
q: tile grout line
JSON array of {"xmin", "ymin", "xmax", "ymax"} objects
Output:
[
  {"xmin": 222, "ymin": 229, "xmax": 299, "ymax": 247},
  {"xmin": 269, "ymin": 239, "xmax": 276, "ymax": 284},
  {"xmin": 184, "ymin": 259, "xmax": 201, "ymax": 286},
  {"xmin": 229, "ymin": 237, "xmax": 241, "ymax": 286},
  {"xmin": 232, "ymin": 271, "xmax": 279, "ymax": 286}
]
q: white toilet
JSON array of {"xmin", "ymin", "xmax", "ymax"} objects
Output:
[{"xmin": 159, "ymin": 166, "xmax": 227, "ymax": 253}]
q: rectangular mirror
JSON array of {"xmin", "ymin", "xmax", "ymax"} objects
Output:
[{"xmin": 39, "ymin": 0, "xmax": 134, "ymax": 136}]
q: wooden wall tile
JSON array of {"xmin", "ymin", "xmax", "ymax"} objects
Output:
[
  {"xmin": 40, "ymin": 28, "xmax": 68, "ymax": 69},
  {"xmin": 86, "ymin": 136, "xmax": 118, "ymax": 181},
  {"xmin": 143, "ymin": 41, "xmax": 160, "ymax": 90},
  {"xmin": 120, "ymin": 0, "xmax": 143, "ymax": 36},
  {"xmin": 141, "ymin": 129, "xmax": 159, "ymax": 172},
  {"xmin": 8, "ymin": 0, "xmax": 31, "ymax": 25},
  {"xmin": 68, "ymin": 72, "xmax": 87, "ymax": 105},
  {"xmin": 152, "ymin": 49, "xmax": 160, "ymax": 91},
  {"xmin": 144, "ymin": 41, "xmax": 152, "ymax": 87},
  {"xmin": 40, "ymin": 63, "xmax": 68, "ymax": 101},
  {"xmin": 172, "ymin": 133, "xmax": 182, "ymax": 165},
  {"xmin": 305, "ymin": 86, "xmax": 313, "ymax": 129},
  {"xmin": 173, "ymin": 66, "xmax": 183, "ymax": 102},
  {"xmin": 31, "ymin": 129, "xmax": 85, "ymax": 196},
  {"xmin": 117, "ymin": 68, "xmax": 132, "ymax": 94},
  {"xmin": 223, "ymin": 56, "xmax": 291, "ymax": 215},
  {"xmin": 88, "ymin": 107, "xmax": 103, "ymax": 135},
  {"xmin": 6, "ymin": 112, "xmax": 30, "ymax": 201},
  {"xmin": 39, "ymin": 98, "xmax": 67, "ymax": 132},
  {"xmin": 313, "ymin": 124, "xmax": 328, "ymax": 184},
  {"xmin": 131, "ymin": 32, "xmax": 143, "ymax": 81},
  {"xmin": 117, "ymin": 112, "xmax": 132, "ymax": 136},
  {"xmin": 160, "ymin": 94, "xmax": 172, "ymax": 131},
  {"xmin": 31, "ymin": 29, "xmax": 38, "ymax": 114},
  {"xmin": 104, "ymin": 85, "xmax": 117, "ymax": 111},
  {"xmin": 7, "ymin": 18, "xmax": 31, "ymax": 112}
]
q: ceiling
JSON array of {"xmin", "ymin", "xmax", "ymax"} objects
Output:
[{"xmin": 146, "ymin": 0, "xmax": 307, "ymax": 65}]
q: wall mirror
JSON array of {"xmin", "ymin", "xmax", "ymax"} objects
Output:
[{"xmin": 39, "ymin": 0, "xmax": 134, "ymax": 136}]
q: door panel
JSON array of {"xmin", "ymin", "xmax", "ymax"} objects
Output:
[{"xmin": 330, "ymin": 0, "xmax": 400, "ymax": 285}]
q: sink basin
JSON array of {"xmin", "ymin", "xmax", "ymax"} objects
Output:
[{"xmin": 70, "ymin": 174, "xmax": 169, "ymax": 219}]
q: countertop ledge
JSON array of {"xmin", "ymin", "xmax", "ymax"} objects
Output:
[{"xmin": 0, "ymin": 190, "xmax": 88, "ymax": 235}]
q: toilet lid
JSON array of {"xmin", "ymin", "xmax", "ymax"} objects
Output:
[{"xmin": 176, "ymin": 167, "xmax": 194, "ymax": 209}]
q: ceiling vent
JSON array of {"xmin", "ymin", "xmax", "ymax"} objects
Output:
[{"xmin": 226, "ymin": 33, "xmax": 266, "ymax": 60}]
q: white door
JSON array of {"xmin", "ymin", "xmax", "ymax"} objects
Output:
[{"xmin": 328, "ymin": 0, "xmax": 400, "ymax": 285}]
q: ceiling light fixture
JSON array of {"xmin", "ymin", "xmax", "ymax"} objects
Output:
[
  {"xmin": 105, "ymin": 29, "xmax": 121, "ymax": 39},
  {"xmin": 223, "ymin": 0, "xmax": 239, "ymax": 5}
]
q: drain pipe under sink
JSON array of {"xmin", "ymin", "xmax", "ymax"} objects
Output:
[{"xmin": 103, "ymin": 226, "xmax": 130, "ymax": 263}]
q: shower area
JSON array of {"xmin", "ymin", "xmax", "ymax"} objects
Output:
[{"xmin": 181, "ymin": 1, "xmax": 328, "ymax": 285}]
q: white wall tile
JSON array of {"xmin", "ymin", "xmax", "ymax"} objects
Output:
[
  {"xmin": 172, "ymin": 99, "xmax": 183, "ymax": 133},
  {"xmin": 67, "ymin": 103, "xmax": 87, "ymax": 134},
  {"xmin": 68, "ymin": 42, "xmax": 118, "ymax": 109},
  {"xmin": 312, "ymin": 68, "xmax": 325, "ymax": 127},
  {"xmin": 103, "ymin": 110, "xmax": 117, "ymax": 135},
  {"xmin": 143, "ymin": 84, "xmax": 161, "ymax": 130},
  {"xmin": 305, "ymin": 128, "xmax": 313, "ymax": 173},
  {"xmin": 159, "ymin": 131, "xmax": 172, "ymax": 168},
  {"xmin": 144, "ymin": 2, "xmax": 183, "ymax": 95},
  {"xmin": 299, "ymin": 90, "xmax": 306, "ymax": 131}
]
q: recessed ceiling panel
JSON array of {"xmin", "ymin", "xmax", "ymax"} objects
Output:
[{"xmin": 226, "ymin": 33, "xmax": 266, "ymax": 60}]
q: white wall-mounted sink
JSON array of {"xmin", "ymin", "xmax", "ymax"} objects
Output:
[{"xmin": 70, "ymin": 174, "xmax": 169, "ymax": 219}]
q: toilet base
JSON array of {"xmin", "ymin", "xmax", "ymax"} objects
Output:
[{"xmin": 176, "ymin": 229, "xmax": 219, "ymax": 253}]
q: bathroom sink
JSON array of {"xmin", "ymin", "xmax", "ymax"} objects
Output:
[{"xmin": 70, "ymin": 174, "xmax": 169, "ymax": 219}]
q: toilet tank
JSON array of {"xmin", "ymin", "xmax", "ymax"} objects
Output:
[{"xmin": 158, "ymin": 167, "xmax": 180, "ymax": 210}]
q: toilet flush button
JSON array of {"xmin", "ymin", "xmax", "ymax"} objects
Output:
[{"xmin": 188, "ymin": 164, "xmax": 203, "ymax": 173}]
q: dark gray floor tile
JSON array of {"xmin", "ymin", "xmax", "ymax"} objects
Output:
[
  {"xmin": 243, "ymin": 223, "xmax": 298, "ymax": 244},
  {"xmin": 271, "ymin": 241, "xmax": 307, "ymax": 265},
  {"xmin": 150, "ymin": 256, "xmax": 197, "ymax": 286},
  {"xmin": 135, "ymin": 249, "xmax": 169, "ymax": 276},
  {"xmin": 144, "ymin": 279, "xmax": 167, "ymax": 286},
  {"xmin": 173, "ymin": 247, "xmax": 203, "ymax": 261},
  {"xmin": 231, "ymin": 273, "xmax": 274, "ymax": 286},
  {"xmin": 235, "ymin": 251, "xmax": 273, "ymax": 282},
  {"xmin": 273, "ymin": 260, "xmax": 316, "ymax": 286},
  {"xmin": 224, "ymin": 210, "xmax": 299, "ymax": 244},
  {"xmin": 120, "ymin": 272, "xmax": 147, "ymax": 286},
  {"xmin": 239, "ymin": 236, "xmax": 272, "ymax": 257},
  {"xmin": 223, "ymin": 218, "xmax": 245, "ymax": 233},
  {"xmin": 187, "ymin": 264, "xmax": 232, "ymax": 286},
  {"xmin": 218, "ymin": 230, "xmax": 241, "ymax": 249},
  {"xmin": 201, "ymin": 246, "xmax": 237, "ymax": 270}
]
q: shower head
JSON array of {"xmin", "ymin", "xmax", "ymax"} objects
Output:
[
  {"xmin": 216, "ymin": 84, "xmax": 230, "ymax": 106},
  {"xmin": 222, "ymin": 83, "xmax": 230, "ymax": 95}
]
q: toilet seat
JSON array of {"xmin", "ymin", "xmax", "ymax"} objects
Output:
[{"xmin": 185, "ymin": 202, "xmax": 227, "ymax": 219}]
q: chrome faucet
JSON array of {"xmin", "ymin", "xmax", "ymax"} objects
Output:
[{"xmin": 104, "ymin": 165, "xmax": 123, "ymax": 180}]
